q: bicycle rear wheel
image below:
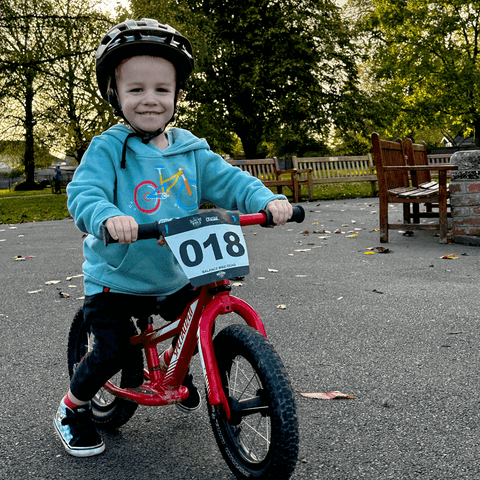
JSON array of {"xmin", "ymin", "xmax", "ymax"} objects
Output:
[
  {"xmin": 208, "ymin": 324, "xmax": 299, "ymax": 480},
  {"xmin": 67, "ymin": 307, "xmax": 140, "ymax": 430}
]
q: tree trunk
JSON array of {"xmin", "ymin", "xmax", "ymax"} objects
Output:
[
  {"xmin": 474, "ymin": 117, "xmax": 480, "ymax": 147},
  {"xmin": 24, "ymin": 69, "xmax": 36, "ymax": 187}
]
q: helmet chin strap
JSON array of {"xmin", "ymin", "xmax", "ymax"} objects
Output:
[{"xmin": 116, "ymin": 92, "xmax": 178, "ymax": 169}]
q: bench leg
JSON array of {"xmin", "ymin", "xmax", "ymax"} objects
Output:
[
  {"xmin": 379, "ymin": 196, "xmax": 389, "ymax": 243},
  {"xmin": 438, "ymin": 171, "xmax": 448, "ymax": 244}
]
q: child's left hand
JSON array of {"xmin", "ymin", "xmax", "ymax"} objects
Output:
[{"xmin": 265, "ymin": 199, "xmax": 293, "ymax": 225}]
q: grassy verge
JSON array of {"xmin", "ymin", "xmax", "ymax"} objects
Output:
[
  {"xmin": 0, "ymin": 194, "xmax": 70, "ymax": 224},
  {"xmin": 0, "ymin": 187, "xmax": 66, "ymax": 197},
  {"xmin": 0, "ymin": 181, "xmax": 376, "ymax": 224}
]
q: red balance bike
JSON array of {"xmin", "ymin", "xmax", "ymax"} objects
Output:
[{"xmin": 67, "ymin": 206, "xmax": 304, "ymax": 480}]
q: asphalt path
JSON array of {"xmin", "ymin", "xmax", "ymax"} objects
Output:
[{"xmin": 2, "ymin": 198, "xmax": 480, "ymax": 479}]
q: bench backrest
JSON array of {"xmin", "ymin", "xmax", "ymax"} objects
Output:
[
  {"xmin": 226, "ymin": 158, "xmax": 280, "ymax": 181},
  {"xmin": 371, "ymin": 132, "xmax": 409, "ymax": 189},
  {"xmin": 403, "ymin": 137, "xmax": 431, "ymax": 186},
  {"xmin": 292, "ymin": 154, "xmax": 375, "ymax": 180}
]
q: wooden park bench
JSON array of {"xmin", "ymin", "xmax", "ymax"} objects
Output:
[
  {"xmin": 292, "ymin": 154, "xmax": 377, "ymax": 201},
  {"xmin": 371, "ymin": 132, "xmax": 457, "ymax": 243},
  {"xmin": 226, "ymin": 158, "xmax": 301, "ymax": 202}
]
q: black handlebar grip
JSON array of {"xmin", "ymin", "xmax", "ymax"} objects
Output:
[
  {"xmin": 102, "ymin": 221, "xmax": 163, "ymax": 246},
  {"xmin": 260, "ymin": 205, "xmax": 305, "ymax": 227}
]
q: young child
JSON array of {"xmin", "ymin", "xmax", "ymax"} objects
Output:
[{"xmin": 54, "ymin": 18, "xmax": 293, "ymax": 457}]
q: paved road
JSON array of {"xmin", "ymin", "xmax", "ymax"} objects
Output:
[{"xmin": 2, "ymin": 198, "xmax": 480, "ymax": 479}]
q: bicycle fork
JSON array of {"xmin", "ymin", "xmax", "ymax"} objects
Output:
[{"xmin": 196, "ymin": 284, "xmax": 267, "ymax": 420}]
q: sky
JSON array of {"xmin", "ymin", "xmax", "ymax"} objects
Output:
[{"xmin": 96, "ymin": 0, "xmax": 130, "ymax": 14}]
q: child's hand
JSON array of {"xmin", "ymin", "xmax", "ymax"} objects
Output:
[
  {"xmin": 265, "ymin": 199, "xmax": 293, "ymax": 225},
  {"xmin": 105, "ymin": 216, "xmax": 138, "ymax": 244}
]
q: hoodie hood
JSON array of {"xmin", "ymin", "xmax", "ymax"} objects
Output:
[{"xmin": 103, "ymin": 124, "xmax": 210, "ymax": 161}]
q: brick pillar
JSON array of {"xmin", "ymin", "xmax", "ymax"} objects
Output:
[{"xmin": 450, "ymin": 150, "xmax": 480, "ymax": 237}]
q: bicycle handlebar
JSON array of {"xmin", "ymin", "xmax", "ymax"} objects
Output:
[{"xmin": 102, "ymin": 205, "xmax": 305, "ymax": 246}]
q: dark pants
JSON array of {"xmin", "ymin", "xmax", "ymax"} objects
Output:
[{"xmin": 70, "ymin": 285, "xmax": 198, "ymax": 402}]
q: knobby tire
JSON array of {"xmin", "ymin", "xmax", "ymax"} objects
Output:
[{"xmin": 208, "ymin": 324, "xmax": 299, "ymax": 480}]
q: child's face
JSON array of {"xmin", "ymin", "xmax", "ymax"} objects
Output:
[{"xmin": 116, "ymin": 55, "xmax": 179, "ymax": 133}]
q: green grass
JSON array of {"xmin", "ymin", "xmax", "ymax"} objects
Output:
[
  {"xmin": 273, "ymin": 181, "xmax": 376, "ymax": 202},
  {"xmin": 0, "ymin": 180, "xmax": 376, "ymax": 224},
  {"xmin": 0, "ymin": 187, "xmax": 65, "ymax": 197},
  {"xmin": 0, "ymin": 194, "xmax": 70, "ymax": 224}
]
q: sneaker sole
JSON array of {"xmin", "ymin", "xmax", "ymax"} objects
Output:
[
  {"xmin": 175, "ymin": 395, "xmax": 202, "ymax": 414},
  {"xmin": 54, "ymin": 419, "xmax": 105, "ymax": 457}
]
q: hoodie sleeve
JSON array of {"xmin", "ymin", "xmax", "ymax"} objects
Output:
[
  {"xmin": 195, "ymin": 149, "xmax": 287, "ymax": 213},
  {"xmin": 67, "ymin": 136, "xmax": 125, "ymax": 238}
]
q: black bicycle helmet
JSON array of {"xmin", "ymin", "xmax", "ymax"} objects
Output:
[
  {"xmin": 96, "ymin": 18, "xmax": 194, "ymax": 105},
  {"xmin": 95, "ymin": 19, "xmax": 194, "ymax": 167}
]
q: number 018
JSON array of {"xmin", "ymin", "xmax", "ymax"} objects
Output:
[{"xmin": 179, "ymin": 232, "xmax": 245, "ymax": 268}]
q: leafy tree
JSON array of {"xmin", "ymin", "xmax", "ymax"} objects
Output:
[
  {"xmin": 0, "ymin": 0, "xmax": 114, "ymax": 186},
  {"xmin": 360, "ymin": 0, "xmax": 480, "ymax": 144},
  {"xmin": 130, "ymin": 0, "xmax": 360, "ymax": 158}
]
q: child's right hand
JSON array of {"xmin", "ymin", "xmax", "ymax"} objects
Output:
[{"xmin": 105, "ymin": 216, "xmax": 138, "ymax": 244}]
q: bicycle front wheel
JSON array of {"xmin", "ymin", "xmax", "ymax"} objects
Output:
[
  {"xmin": 208, "ymin": 324, "xmax": 299, "ymax": 480},
  {"xmin": 67, "ymin": 307, "xmax": 140, "ymax": 430}
]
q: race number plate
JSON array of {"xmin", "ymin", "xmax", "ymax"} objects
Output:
[{"xmin": 160, "ymin": 211, "xmax": 249, "ymax": 286}]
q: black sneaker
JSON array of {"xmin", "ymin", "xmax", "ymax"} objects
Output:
[
  {"xmin": 176, "ymin": 373, "xmax": 201, "ymax": 413},
  {"xmin": 54, "ymin": 400, "xmax": 105, "ymax": 457}
]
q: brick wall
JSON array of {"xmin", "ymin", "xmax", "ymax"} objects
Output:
[{"xmin": 450, "ymin": 151, "xmax": 480, "ymax": 236}]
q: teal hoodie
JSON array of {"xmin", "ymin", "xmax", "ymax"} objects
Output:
[{"xmin": 67, "ymin": 125, "xmax": 286, "ymax": 296}]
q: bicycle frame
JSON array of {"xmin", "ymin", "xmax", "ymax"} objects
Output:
[{"xmin": 103, "ymin": 212, "xmax": 270, "ymax": 420}]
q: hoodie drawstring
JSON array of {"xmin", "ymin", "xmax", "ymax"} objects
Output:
[{"xmin": 120, "ymin": 128, "xmax": 165, "ymax": 169}]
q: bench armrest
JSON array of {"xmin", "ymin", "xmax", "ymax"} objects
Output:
[
  {"xmin": 383, "ymin": 165, "xmax": 458, "ymax": 172},
  {"xmin": 294, "ymin": 168, "xmax": 313, "ymax": 174},
  {"xmin": 277, "ymin": 169, "xmax": 297, "ymax": 175}
]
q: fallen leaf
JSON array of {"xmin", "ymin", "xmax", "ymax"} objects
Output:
[
  {"xmin": 312, "ymin": 222, "xmax": 318, "ymax": 225},
  {"xmin": 299, "ymin": 391, "xmax": 355, "ymax": 400},
  {"xmin": 441, "ymin": 254, "xmax": 459, "ymax": 259},
  {"xmin": 268, "ymin": 268, "xmax": 278, "ymax": 273},
  {"xmin": 66, "ymin": 274, "xmax": 84, "ymax": 281},
  {"xmin": 375, "ymin": 247, "xmax": 390, "ymax": 253},
  {"xmin": 345, "ymin": 234, "xmax": 358, "ymax": 238},
  {"xmin": 28, "ymin": 289, "xmax": 43, "ymax": 294},
  {"xmin": 334, "ymin": 229, "xmax": 343, "ymax": 234},
  {"xmin": 295, "ymin": 275, "xmax": 307, "ymax": 277},
  {"xmin": 337, "ymin": 297, "xmax": 343, "ymax": 300},
  {"xmin": 45, "ymin": 280, "xmax": 61, "ymax": 285},
  {"xmin": 14, "ymin": 256, "xmax": 25, "ymax": 261},
  {"xmin": 373, "ymin": 289, "xmax": 384, "ymax": 294},
  {"xmin": 232, "ymin": 282, "xmax": 243, "ymax": 287},
  {"xmin": 294, "ymin": 249, "xmax": 311, "ymax": 252},
  {"xmin": 59, "ymin": 292, "xmax": 70, "ymax": 298},
  {"xmin": 277, "ymin": 304, "xmax": 287, "ymax": 309},
  {"xmin": 364, "ymin": 251, "xmax": 375, "ymax": 255},
  {"xmin": 301, "ymin": 230, "xmax": 310, "ymax": 235}
]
